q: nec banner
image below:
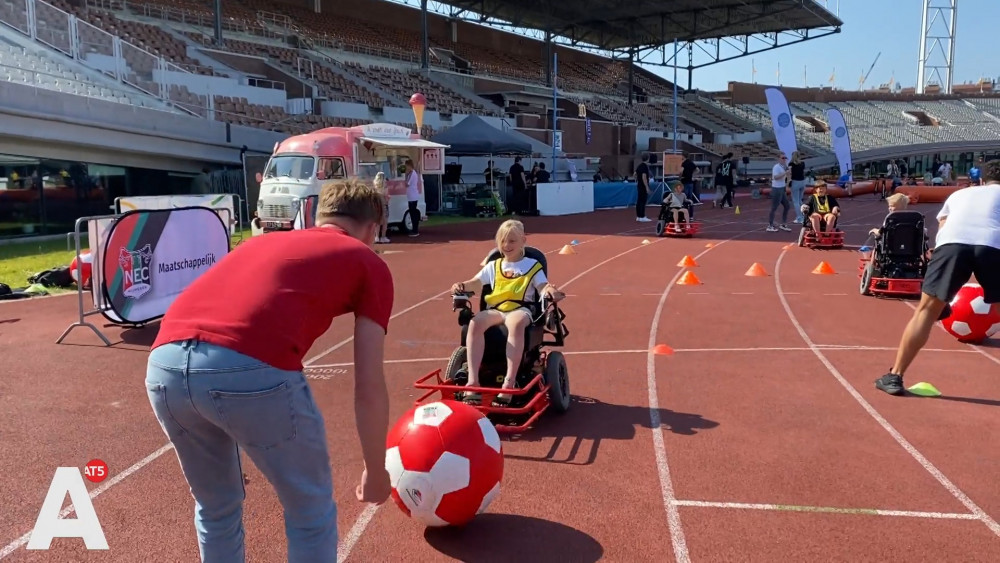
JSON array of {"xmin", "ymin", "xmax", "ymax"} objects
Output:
[{"xmin": 101, "ymin": 207, "xmax": 229, "ymax": 324}]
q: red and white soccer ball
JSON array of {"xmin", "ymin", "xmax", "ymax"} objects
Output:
[
  {"xmin": 385, "ymin": 400, "xmax": 503, "ymax": 527},
  {"xmin": 69, "ymin": 252, "xmax": 92, "ymax": 289},
  {"xmin": 941, "ymin": 283, "xmax": 1000, "ymax": 343}
]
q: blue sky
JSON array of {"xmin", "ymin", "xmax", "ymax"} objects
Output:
[{"xmin": 641, "ymin": 0, "xmax": 996, "ymax": 93}]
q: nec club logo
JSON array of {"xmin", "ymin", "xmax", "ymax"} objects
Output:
[{"xmin": 118, "ymin": 244, "xmax": 152, "ymax": 299}]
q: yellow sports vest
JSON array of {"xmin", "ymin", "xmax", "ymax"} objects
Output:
[
  {"xmin": 483, "ymin": 258, "xmax": 544, "ymax": 312},
  {"xmin": 813, "ymin": 194, "xmax": 831, "ymax": 214}
]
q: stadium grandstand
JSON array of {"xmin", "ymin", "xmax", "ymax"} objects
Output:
[{"xmin": 2, "ymin": 0, "xmax": 1000, "ymax": 238}]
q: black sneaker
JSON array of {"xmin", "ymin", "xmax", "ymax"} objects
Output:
[{"xmin": 875, "ymin": 372, "xmax": 905, "ymax": 396}]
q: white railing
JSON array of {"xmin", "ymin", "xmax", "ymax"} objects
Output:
[{"xmin": 0, "ymin": 0, "xmax": 214, "ymax": 117}]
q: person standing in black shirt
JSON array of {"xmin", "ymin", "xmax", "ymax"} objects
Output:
[
  {"xmin": 717, "ymin": 153, "xmax": 736, "ymax": 208},
  {"xmin": 508, "ymin": 157, "xmax": 527, "ymax": 214},
  {"xmin": 635, "ymin": 155, "xmax": 651, "ymax": 222},
  {"xmin": 681, "ymin": 154, "xmax": 699, "ymax": 204},
  {"xmin": 788, "ymin": 151, "xmax": 807, "ymax": 223}
]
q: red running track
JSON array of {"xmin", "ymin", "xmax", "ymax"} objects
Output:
[{"xmin": 1, "ymin": 197, "xmax": 998, "ymax": 561}]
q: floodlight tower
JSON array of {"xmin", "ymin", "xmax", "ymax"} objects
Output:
[{"xmin": 916, "ymin": 0, "xmax": 957, "ymax": 94}]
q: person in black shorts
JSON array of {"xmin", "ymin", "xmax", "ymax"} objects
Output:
[{"xmin": 875, "ymin": 161, "xmax": 1000, "ymax": 395}]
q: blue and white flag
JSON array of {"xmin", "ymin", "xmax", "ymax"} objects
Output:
[
  {"xmin": 826, "ymin": 108, "xmax": 853, "ymax": 177},
  {"xmin": 765, "ymin": 87, "xmax": 797, "ymax": 159}
]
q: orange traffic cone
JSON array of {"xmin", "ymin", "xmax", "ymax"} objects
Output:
[
  {"xmin": 704, "ymin": 242, "xmax": 715, "ymax": 248},
  {"xmin": 812, "ymin": 261, "xmax": 836, "ymax": 275},
  {"xmin": 782, "ymin": 244, "xmax": 793, "ymax": 250},
  {"xmin": 559, "ymin": 244, "xmax": 576, "ymax": 255},
  {"xmin": 677, "ymin": 255, "xmax": 698, "ymax": 267},
  {"xmin": 677, "ymin": 271, "xmax": 702, "ymax": 285},
  {"xmin": 745, "ymin": 263, "xmax": 769, "ymax": 277},
  {"xmin": 652, "ymin": 344, "xmax": 674, "ymax": 355}
]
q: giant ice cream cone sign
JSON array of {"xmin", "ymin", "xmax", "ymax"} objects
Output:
[{"xmin": 409, "ymin": 93, "xmax": 427, "ymax": 131}]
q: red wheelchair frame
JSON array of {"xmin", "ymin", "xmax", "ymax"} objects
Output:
[
  {"xmin": 412, "ymin": 288, "xmax": 571, "ymax": 434},
  {"xmin": 657, "ymin": 220, "xmax": 702, "ymax": 238},
  {"xmin": 797, "ymin": 215, "xmax": 844, "ymax": 249},
  {"xmin": 858, "ymin": 256, "xmax": 923, "ymax": 297}
]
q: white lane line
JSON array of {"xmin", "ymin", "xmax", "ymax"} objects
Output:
[
  {"xmin": 671, "ymin": 499, "xmax": 978, "ymax": 520},
  {"xmin": 304, "ymin": 346, "xmax": 979, "ymax": 370},
  {"xmin": 336, "ymin": 505, "xmax": 378, "ymax": 563},
  {"xmin": 774, "ymin": 249, "xmax": 1000, "ymax": 538},
  {"xmin": 0, "ymin": 444, "xmax": 174, "ymax": 558},
  {"xmin": 902, "ymin": 301, "xmax": 1000, "ymax": 368},
  {"xmin": 644, "ymin": 226, "xmax": 763, "ymax": 563}
]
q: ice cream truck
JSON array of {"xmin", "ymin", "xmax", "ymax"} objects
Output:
[{"xmin": 253, "ymin": 122, "xmax": 448, "ymax": 235}]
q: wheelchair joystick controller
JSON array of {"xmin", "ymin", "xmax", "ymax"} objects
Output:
[{"xmin": 452, "ymin": 291, "xmax": 473, "ymax": 311}]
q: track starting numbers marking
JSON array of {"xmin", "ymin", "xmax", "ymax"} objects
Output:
[
  {"xmin": 305, "ymin": 367, "xmax": 349, "ymax": 380},
  {"xmin": 27, "ymin": 462, "xmax": 109, "ymax": 551}
]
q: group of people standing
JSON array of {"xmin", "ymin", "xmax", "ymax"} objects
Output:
[{"xmin": 506, "ymin": 156, "xmax": 550, "ymax": 215}]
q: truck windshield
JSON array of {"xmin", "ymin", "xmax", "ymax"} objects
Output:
[{"xmin": 264, "ymin": 155, "xmax": 315, "ymax": 180}]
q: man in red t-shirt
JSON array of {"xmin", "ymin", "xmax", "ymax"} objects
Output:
[{"xmin": 146, "ymin": 179, "xmax": 394, "ymax": 562}]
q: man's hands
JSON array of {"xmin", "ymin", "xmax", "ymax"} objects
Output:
[{"xmin": 356, "ymin": 464, "xmax": 392, "ymax": 504}]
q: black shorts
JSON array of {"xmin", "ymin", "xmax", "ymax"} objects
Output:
[{"xmin": 922, "ymin": 243, "xmax": 1000, "ymax": 304}]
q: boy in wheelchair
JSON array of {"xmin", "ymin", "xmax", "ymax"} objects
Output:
[
  {"xmin": 659, "ymin": 181, "xmax": 696, "ymax": 231},
  {"xmin": 800, "ymin": 183, "xmax": 841, "ymax": 233},
  {"xmin": 451, "ymin": 220, "xmax": 564, "ymax": 405}
]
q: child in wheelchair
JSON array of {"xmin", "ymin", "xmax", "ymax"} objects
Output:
[
  {"xmin": 868, "ymin": 193, "xmax": 931, "ymax": 259},
  {"xmin": 800, "ymin": 183, "xmax": 841, "ymax": 233},
  {"xmin": 660, "ymin": 181, "xmax": 695, "ymax": 231},
  {"xmin": 451, "ymin": 220, "xmax": 564, "ymax": 405}
]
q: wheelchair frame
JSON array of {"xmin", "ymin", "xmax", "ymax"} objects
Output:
[
  {"xmin": 797, "ymin": 214, "xmax": 844, "ymax": 249},
  {"xmin": 858, "ymin": 212, "xmax": 928, "ymax": 298},
  {"xmin": 413, "ymin": 249, "xmax": 571, "ymax": 434},
  {"xmin": 655, "ymin": 202, "xmax": 701, "ymax": 238}
]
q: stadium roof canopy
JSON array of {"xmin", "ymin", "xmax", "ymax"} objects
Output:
[{"xmin": 430, "ymin": 0, "xmax": 843, "ymax": 52}]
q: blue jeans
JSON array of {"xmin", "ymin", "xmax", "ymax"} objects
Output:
[
  {"xmin": 146, "ymin": 340, "xmax": 337, "ymax": 563},
  {"xmin": 769, "ymin": 186, "xmax": 790, "ymax": 226},
  {"xmin": 790, "ymin": 180, "xmax": 806, "ymax": 222}
]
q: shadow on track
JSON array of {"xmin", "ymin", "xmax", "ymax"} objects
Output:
[
  {"xmin": 424, "ymin": 513, "xmax": 603, "ymax": 562},
  {"xmin": 500, "ymin": 396, "xmax": 719, "ymax": 465}
]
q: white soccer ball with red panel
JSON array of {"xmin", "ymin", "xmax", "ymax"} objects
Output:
[
  {"xmin": 942, "ymin": 283, "xmax": 1000, "ymax": 344},
  {"xmin": 384, "ymin": 400, "xmax": 503, "ymax": 527}
]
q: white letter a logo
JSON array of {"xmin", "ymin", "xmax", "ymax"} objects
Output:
[{"xmin": 27, "ymin": 467, "xmax": 108, "ymax": 550}]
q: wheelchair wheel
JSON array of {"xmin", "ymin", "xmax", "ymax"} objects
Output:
[
  {"xmin": 545, "ymin": 351, "xmax": 570, "ymax": 414},
  {"xmin": 445, "ymin": 346, "xmax": 468, "ymax": 384},
  {"xmin": 655, "ymin": 220, "xmax": 666, "ymax": 237},
  {"xmin": 859, "ymin": 261, "xmax": 874, "ymax": 296}
]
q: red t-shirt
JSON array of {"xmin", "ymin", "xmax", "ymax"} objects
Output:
[{"xmin": 152, "ymin": 226, "xmax": 394, "ymax": 371}]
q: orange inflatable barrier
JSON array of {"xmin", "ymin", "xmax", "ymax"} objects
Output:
[{"xmin": 895, "ymin": 185, "xmax": 968, "ymax": 204}]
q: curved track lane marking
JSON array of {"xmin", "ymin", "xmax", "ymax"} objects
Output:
[
  {"xmin": 774, "ymin": 248, "xmax": 1000, "ymax": 537},
  {"xmin": 645, "ymin": 224, "xmax": 772, "ymax": 563}
]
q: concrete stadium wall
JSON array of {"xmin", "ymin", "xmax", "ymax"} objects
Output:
[{"xmin": 1, "ymin": 81, "xmax": 287, "ymax": 170}]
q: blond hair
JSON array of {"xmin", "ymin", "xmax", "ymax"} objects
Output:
[
  {"xmin": 316, "ymin": 178, "xmax": 385, "ymax": 226},
  {"xmin": 885, "ymin": 193, "xmax": 909, "ymax": 209},
  {"xmin": 494, "ymin": 219, "xmax": 526, "ymax": 249},
  {"xmin": 373, "ymin": 171, "xmax": 386, "ymax": 193}
]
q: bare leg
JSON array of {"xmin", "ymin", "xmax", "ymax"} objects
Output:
[
  {"xmin": 680, "ymin": 209, "xmax": 690, "ymax": 224},
  {"xmin": 810, "ymin": 213, "xmax": 822, "ymax": 233},
  {"xmin": 465, "ymin": 310, "xmax": 504, "ymax": 387},
  {"xmin": 498, "ymin": 310, "xmax": 531, "ymax": 400},
  {"xmin": 891, "ymin": 292, "xmax": 948, "ymax": 375},
  {"xmin": 824, "ymin": 213, "xmax": 837, "ymax": 232}
]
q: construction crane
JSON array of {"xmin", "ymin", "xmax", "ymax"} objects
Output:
[{"xmin": 859, "ymin": 52, "xmax": 881, "ymax": 90}]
